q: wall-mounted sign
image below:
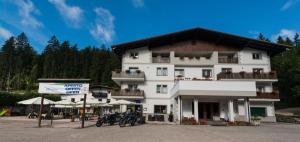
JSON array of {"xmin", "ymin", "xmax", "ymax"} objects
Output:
[{"xmin": 38, "ymin": 83, "xmax": 89, "ymax": 95}]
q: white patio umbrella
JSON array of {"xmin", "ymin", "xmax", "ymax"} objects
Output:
[
  {"xmin": 54, "ymin": 100, "xmax": 75, "ymax": 105},
  {"xmin": 51, "ymin": 105, "xmax": 73, "ymax": 108},
  {"xmin": 109, "ymin": 100, "xmax": 138, "ymax": 113},
  {"xmin": 17, "ymin": 97, "xmax": 55, "ymax": 105},
  {"xmin": 76, "ymin": 98, "xmax": 104, "ymax": 106},
  {"xmin": 109, "ymin": 99, "xmax": 136, "ymax": 105},
  {"xmin": 99, "ymin": 103, "xmax": 113, "ymax": 107}
]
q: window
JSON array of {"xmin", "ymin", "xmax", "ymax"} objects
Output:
[
  {"xmin": 157, "ymin": 67, "xmax": 168, "ymax": 76},
  {"xmin": 98, "ymin": 98, "xmax": 102, "ymax": 102},
  {"xmin": 71, "ymin": 98, "xmax": 75, "ymax": 102},
  {"xmin": 80, "ymin": 98, "xmax": 84, "ymax": 101},
  {"xmin": 129, "ymin": 67, "xmax": 138, "ymax": 73},
  {"xmin": 175, "ymin": 69, "xmax": 184, "ymax": 77},
  {"xmin": 202, "ymin": 69, "xmax": 212, "ymax": 78},
  {"xmin": 154, "ymin": 105, "xmax": 167, "ymax": 114},
  {"xmin": 130, "ymin": 52, "xmax": 139, "ymax": 59},
  {"xmin": 221, "ymin": 68, "xmax": 232, "ymax": 73},
  {"xmin": 128, "ymin": 84, "xmax": 138, "ymax": 90},
  {"xmin": 156, "ymin": 85, "xmax": 168, "ymax": 94},
  {"xmin": 250, "ymin": 107, "xmax": 266, "ymax": 117},
  {"xmin": 106, "ymin": 99, "xmax": 111, "ymax": 103},
  {"xmin": 252, "ymin": 53, "xmax": 262, "ymax": 60},
  {"xmin": 253, "ymin": 68, "xmax": 264, "ymax": 74}
]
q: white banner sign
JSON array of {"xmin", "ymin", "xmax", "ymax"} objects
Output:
[{"xmin": 38, "ymin": 83, "xmax": 89, "ymax": 95}]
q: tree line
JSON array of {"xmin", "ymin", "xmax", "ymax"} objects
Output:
[
  {"xmin": 0, "ymin": 33, "xmax": 120, "ymax": 91},
  {"xmin": 0, "ymin": 32, "xmax": 300, "ymax": 108},
  {"xmin": 258, "ymin": 33, "xmax": 300, "ymax": 108}
]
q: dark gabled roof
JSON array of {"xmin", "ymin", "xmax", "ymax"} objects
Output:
[{"xmin": 112, "ymin": 27, "xmax": 291, "ymax": 55}]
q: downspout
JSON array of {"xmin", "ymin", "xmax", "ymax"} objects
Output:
[
  {"xmin": 247, "ymin": 97, "xmax": 251, "ymax": 123},
  {"xmin": 180, "ymin": 95, "xmax": 182, "ymax": 125}
]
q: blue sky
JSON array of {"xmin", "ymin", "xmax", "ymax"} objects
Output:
[{"xmin": 0, "ymin": 0, "xmax": 299, "ymax": 52}]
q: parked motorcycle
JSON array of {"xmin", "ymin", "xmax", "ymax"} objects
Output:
[
  {"xmin": 119, "ymin": 111, "xmax": 144, "ymax": 127},
  {"xmin": 96, "ymin": 113, "xmax": 117, "ymax": 127}
]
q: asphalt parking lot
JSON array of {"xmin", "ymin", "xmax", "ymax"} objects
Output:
[{"xmin": 1, "ymin": 118, "xmax": 300, "ymax": 142}]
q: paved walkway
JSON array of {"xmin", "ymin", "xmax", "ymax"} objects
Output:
[{"xmin": 1, "ymin": 117, "xmax": 300, "ymax": 142}]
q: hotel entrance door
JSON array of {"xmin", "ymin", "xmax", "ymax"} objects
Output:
[{"xmin": 198, "ymin": 102, "xmax": 219, "ymax": 119}]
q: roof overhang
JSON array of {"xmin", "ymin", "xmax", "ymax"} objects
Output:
[{"xmin": 112, "ymin": 27, "xmax": 291, "ymax": 56}]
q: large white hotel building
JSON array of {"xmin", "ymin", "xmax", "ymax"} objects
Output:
[{"xmin": 110, "ymin": 28, "xmax": 289, "ymax": 123}]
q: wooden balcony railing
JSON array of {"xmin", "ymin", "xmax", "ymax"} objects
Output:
[
  {"xmin": 217, "ymin": 71, "xmax": 277, "ymax": 80},
  {"xmin": 112, "ymin": 89, "xmax": 145, "ymax": 97},
  {"xmin": 254, "ymin": 91, "xmax": 280, "ymax": 99},
  {"xmin": 152, "ymin": 57, "xmax": 170, "ymax": 63},
  {"xmin": 112, "ymin": 70, "xmax": 145, "ymax": 79},
  {"xmin": 218, "ymin": 57, "xmax": 238, "ymax": 63}
]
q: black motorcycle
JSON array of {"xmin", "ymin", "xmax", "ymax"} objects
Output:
[
  {"xmin": 96, "ymin": 113, "xmax": 117, "ymax": 127},
  {"xmin": 119, "ymin": 111, "xmax": 144, "ymax": 127}
]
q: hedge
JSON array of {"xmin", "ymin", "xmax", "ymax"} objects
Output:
[{"xmin": 0, "ymin": 91, "xmax": 61, "ymax": 107}]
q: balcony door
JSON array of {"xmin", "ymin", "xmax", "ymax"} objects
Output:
[{"xmin": 129, "ymin": 67, "xmax": 139, "ymax": 74}]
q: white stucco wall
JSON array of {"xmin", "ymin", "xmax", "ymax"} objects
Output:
[
  {"xmin": 122, "ymin": 64, "xmax": 175, "ymax": 81},
  {"xmin": 175, "ymin": 67, "xmax": 214, "ymax": 80},
  {"xmin": 239, "ymin": 48, "xmax": 270, "ymax": 65},
  {"xmin": 238, "ymin": 101, "xmax": 275, "ymax": 117},
  {"xmin": 122, "ymin": 47, "xmax": 152, "ymax": 64}
]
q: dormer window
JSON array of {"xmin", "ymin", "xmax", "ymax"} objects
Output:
[
  {"xmin": 252, "ymin": 53, "xmax": 262, "ymax": 60},
  {"xmin": 130, "ymin": 52, "xmax": 139, "ymax": 59}
]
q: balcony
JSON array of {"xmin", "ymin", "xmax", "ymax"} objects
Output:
[
  {"xmin": 171, "ymin": 52, "xmax": 217, "ymax": 66},
  {"xmin": 217, "ymin": 71, "xmax": 277, "ymax": 81},
  {"xmin": 112, "ymin": 70, "xmax": 145, "ymax": 84},
  {"xmin": 218, "ymin": 57, "xmax": 238, "ymax": 64},
  {"xmin": 253, "ymin": 90, "xmax": 280, "ymax": 100},
  {"xmin": 171, "ymin": 80, "xmax": 256, "ymax": 97},
  {"xmin": 152, "ymin": 57, "xmax": 170, "ymax": 63},
  {"xmin": 111, "ymin": 89, "xmax": 145, "ymax": 99}
]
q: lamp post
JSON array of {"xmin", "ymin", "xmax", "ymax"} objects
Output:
[{"xmin": 0, "ymin": 51, "xmax": 11, "ymax": 92}]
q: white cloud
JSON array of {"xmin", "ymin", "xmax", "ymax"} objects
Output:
[
  {"xmin": 248, "ymin": 30, "xmax": 260, "ymax": 38},
  {"xmin": 49, "ymin": 0, "xmax": 83, "ymax": 28},
  {"xmin": 0, "ymin": 26, "xmax": 13, "ymax": 40},
  {"xmin": 90, "ymin": 7, "xmax": 115, "ymax": 44},
  {"xmin": 12, "ymin": 0, "xmax": 43, "ymax": 29},
  {"xmin": 281, "ymin": 0, "xmax": 299, "ymax": 11},
  {"xmin": 271, "ymin": 29, "xmax": 298, "ymax": 41},
  {"xmin": 132, "ymin": 0, "xmax": 144, "ymax": 8},
  {"xmin": 0, "ymin": 0, "xmax": 48, "ymax": 50}
]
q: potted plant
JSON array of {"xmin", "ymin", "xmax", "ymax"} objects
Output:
[
  {"xmin": 125, "ymin": 70, "xmax": 130, "ymax": 74},
  {"xmin": 251, "ymin": 115, "xmax": 261, "ymax": 126},
  {"xmin": 179, "ymin": 56, "xmax": 184, "ymax": 60},
  {"xmin": 136, "ymin": 70, "xmax": 141, "ymax": 74}
]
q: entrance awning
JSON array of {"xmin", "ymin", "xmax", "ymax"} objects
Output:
[{"xmin": 171, "ymin": 80, "xmax": 256, "ymax": 97}]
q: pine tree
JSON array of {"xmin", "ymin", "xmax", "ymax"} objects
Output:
[
  {"xmin": 294, "ymin": 33, "xmax": 300, "ymax": 47},
  {"xmin": 0, "ymin": 37, "xmax": 15, "ymax": 90},
  {"xmin": 257, "ymin": 33, "xmax": 270, "ymax": 42},
  {"xmin": 277, "ymin": 36, "xmax": 285, "ymax": 44},
  {"xmin": 42, "ymin": 35, "xmax": 60, "ymax": 78},
  {"xmin": 285, "ymin": 37, "xmax": 293, "ymax": 46}
]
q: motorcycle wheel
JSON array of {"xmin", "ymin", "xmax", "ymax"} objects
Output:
[
  {"xmin": 119, "ymin": 119, "xmax": 126, "ymax": 127},
  {"xmin": 96, "ymin": 120, "xmax": 103, "ymax": 127},
  {"xmin": 130, "ymin": 119, "xmax": 136, "ymax": 126},
  {"xmin": 109, "ymin": 120, "xmax": 115, "ymax": 125}
]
